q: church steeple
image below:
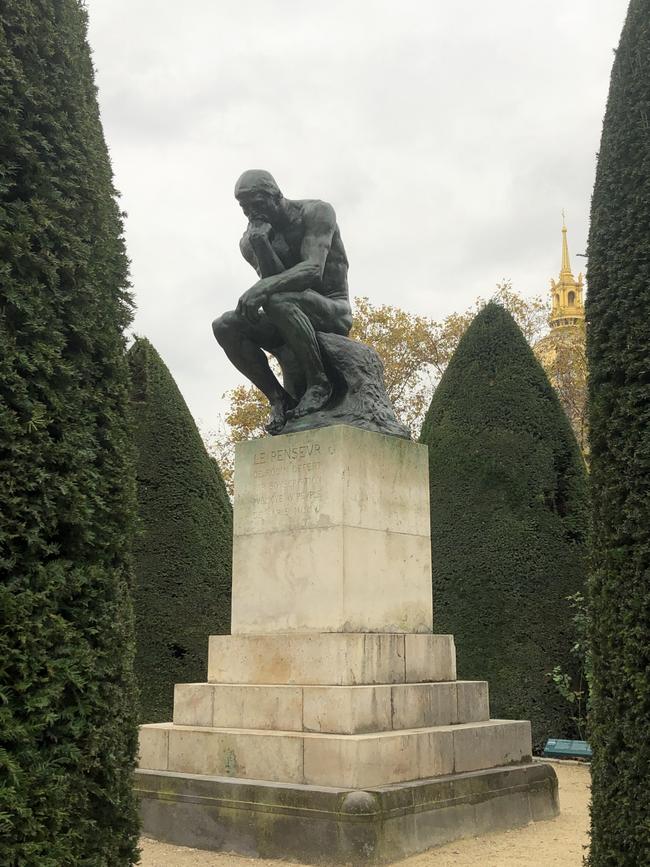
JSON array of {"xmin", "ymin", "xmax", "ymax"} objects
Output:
[{"xmin": 549, "ymin": 215, "xmax": 585, "ymax": 330}]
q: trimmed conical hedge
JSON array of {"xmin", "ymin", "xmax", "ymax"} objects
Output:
[
  {"xmin": 586, "ymin": 2, "xmax": 650, "ymax": 863},
  {"xmin": 128, "ymin": 338, "xmax": 232, "ymax": 722},
  {"xmin": 0, "ymin": 2, "xmax": 140, "ymax": 864},
  {"xmin": 420, "ymin": 302, "xmax": 588, "ymax": 749}
]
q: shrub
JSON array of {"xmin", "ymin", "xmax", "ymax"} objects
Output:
[
  {"xmin": 420, "ymin": 302, "xmax": 588, "ymax": 749},
  {"xmin": 128, "ymin": 338, "xmax": 232, "ymax": 722},
  {"xmin": 0, "ymin": 2, "xmax": 139, "ymax": 862},
  {"xmin": 586, "ymin": 1, "xmax": 650, "ymax": 862}
]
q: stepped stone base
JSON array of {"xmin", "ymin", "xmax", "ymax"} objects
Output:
[
  {"xmin": 137, "ymin": 429, "xmax": 560, "ymax": 859},
  {"xmin": 136, "ymin": 762, "xmax": 559, "ymax": 864}
]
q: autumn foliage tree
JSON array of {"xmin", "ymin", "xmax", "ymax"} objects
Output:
[{"xmin": 534, "ymin": 322, "xmax": 588, "ymax": 454}]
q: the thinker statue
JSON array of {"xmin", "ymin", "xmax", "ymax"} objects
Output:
[
  {"xmin": 212, "ymin": 170, "xmax": 352, "ymax": 433},
  {"xmin": 213, "ymin": 170, "xmax": 409, "ymax": 440}
]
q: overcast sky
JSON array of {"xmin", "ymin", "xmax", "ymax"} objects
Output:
[{"xmin": 85, "ymin": 0, "xmax": 628, "ymax": 431}]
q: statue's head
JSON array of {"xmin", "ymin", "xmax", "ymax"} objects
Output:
[{"xmin": 235, "ymin": 170, "xmax": 283, "ymax": 224}]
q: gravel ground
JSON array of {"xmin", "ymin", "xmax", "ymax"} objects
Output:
[{"xmin": 140, "ymin": 761, "xmax": 590, "ymax": 867}]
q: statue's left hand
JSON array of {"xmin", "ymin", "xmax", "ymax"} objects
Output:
[{"xmin": 237, "ymin": 282, "xmax": 269, "ymax": 323}]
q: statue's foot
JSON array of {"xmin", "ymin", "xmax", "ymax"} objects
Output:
[
  {"xmin": 287, "ymin": 382, "xmax": 332, "ymax": 420},
  {"xmin": 265, "ymin": 395, "xmax": 296, "ymax": 434},
  {"xmin": 265, "ymin": 403, "xmax": 288, "ymax": 434}
]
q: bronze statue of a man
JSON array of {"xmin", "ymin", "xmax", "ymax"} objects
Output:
[{"xmin": 212, "ymin": 170, "xmax": 352, "ymax": 433}]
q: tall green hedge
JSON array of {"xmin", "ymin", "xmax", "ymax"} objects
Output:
[
  {"xmin": 420, "ymin": 302, "xmax": 588, "ymax": 749},
  {"xmin": 127, "ymin": 338, "xmax": 232, "ymax": 723},
  {"xmin": 586, "ymin": 2, "xmax": 650, "ymax": 863},
  {"xmin": 0, "ymin": 2, "xmax": 139, "ymax": 864}
]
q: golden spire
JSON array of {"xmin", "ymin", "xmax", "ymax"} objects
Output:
[
  {"xmin": 560, "ymin": 211, "xmax": 572, "ymax": 275},
  {"xmin": 549, "ymin": 214, "xmax": 585, "ymax": 330}
]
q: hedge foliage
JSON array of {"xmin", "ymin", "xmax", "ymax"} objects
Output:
[
  {"xmin": 0, "ymin": 2, "xmax": 140, "ymax": 864},
  {"xmin": 586, "ymin": 2, "xmax": 650, "ymax": 863},
  {"xmin": 420, "ymin": 302, "xmax": 588, "ymax": 749},
  {"xmin": 128, "ymin": 338, "xmax": 232, "ymax": 723}
]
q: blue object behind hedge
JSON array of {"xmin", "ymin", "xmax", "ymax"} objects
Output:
[{"xmin": 543, "ymin": 739, "xmax": 592, "ymax": 759}]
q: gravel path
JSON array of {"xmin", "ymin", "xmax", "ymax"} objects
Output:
[{"xmin": 140, "ymin": 761, "xmax": 589, "ymax": 867}]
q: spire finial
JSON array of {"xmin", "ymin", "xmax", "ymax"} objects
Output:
[{"xmin": 561, "ymin": 212, "xmax": 571, "ymax": 274}]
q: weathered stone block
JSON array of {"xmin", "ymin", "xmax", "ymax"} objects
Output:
[
  {"xmin": 174, "ymin": 683, "xmax": 304, "ymax": 731},
  {"xmin": 167, "ymin": 726, "xmax": 303, "ymax": 782},
  {"xmin": 302, "ymin": 684, "xmax": 393, "ymax": 734},
  {"xmin": 390, "ymin": 682, "xmax": 457, "ymax": 729},
  {"xmin": 172, "ymin": 679, "xmax": 490, "ymax": 733},
  {"xmin": 140, "ymin": 719, "xmax": 532, "ymax": 788},
  {"xmin": 456, "ymin": 679, "xmax": 490, "ymax": 723},
  {"xmin": 303, "ymin": 727, "xmax": 455, "ymax": 788},
  {"xmin": 405, "ymin": 633, "xmax": 457, "ymax": 681},
  {"xmin": 231, "ymin": 426, "xmax": 433, "ymax": 634},
  {"xmin": 452, "ymin": 719, "xmax": 532, "ymax": 773},
  {"xmin": 138, "ymin": 723, "xmax": 170, "ymax": 770},
  {"xmin": 233, "ymin": 425, "xmax": 429, "ymax": 537},
  {"xmin": 207, "ymin": 632, "xmax": 456, "ymax": 685},
  {"xmin": 211, "ymin": 684, "xmax": 303, "ymax": 731},
  {"xmin": 173, "ymin": 683, "xmax": 213, "ymax": 727}
]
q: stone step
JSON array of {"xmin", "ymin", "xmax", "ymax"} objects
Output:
[
  {"xmin": 136, "ymin": 762, "xmax": 559, "ymax": 864},
  {"xmin": 139, "ymin": 719, "xmax": 532, "ymax": 789},
  {"xmin": 173, "ymin": 680, "xmax": 489, "ymax": 733},
  {"xmin": 207, "ymin": 632, "xmax": 456, "ymax": 685}
]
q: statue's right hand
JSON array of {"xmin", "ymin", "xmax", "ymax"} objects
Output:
[
  {"xmin": 236, "ymin": 282, "xmax": 269, "ymax": 324},
  {"xmin": 247, "ymin": 221, "xmax": 272, "ymax": 242}
]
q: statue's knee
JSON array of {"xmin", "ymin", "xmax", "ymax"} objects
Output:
[
  {"xmin": 211, "ymin": 315, "xmax": 224, "ymax": 340},
  {"xmin": 212, "ymin": 312, "xmax": 234, "ymax": 344}
]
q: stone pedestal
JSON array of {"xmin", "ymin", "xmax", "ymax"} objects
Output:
[
  {"xmin": 231, "ymin": 426, "xmax": 432, "ymax": 634},
  {"xmin": 137, "ymin": 427, "xmax": 558, "ymax": 862}
]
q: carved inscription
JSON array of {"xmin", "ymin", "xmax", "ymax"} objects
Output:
[{"xmin": 246, "ymin": 441, "xmax": 327, "ymax": 529}]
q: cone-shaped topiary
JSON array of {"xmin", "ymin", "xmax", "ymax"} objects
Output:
[
  {"xmin": 127, "ymin": 338, "xmax": 232, "ymax": 722},
  {"xmin": 0, "ymin": 2, "xmax": 140, "ymax": 863},
  {"xmin": 586, "ymin": 2, "xmax": 650, "ymax": 862},
  {"xmin": 420, "ymin": 302, "xmax": 588, "ymax": 749}
]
